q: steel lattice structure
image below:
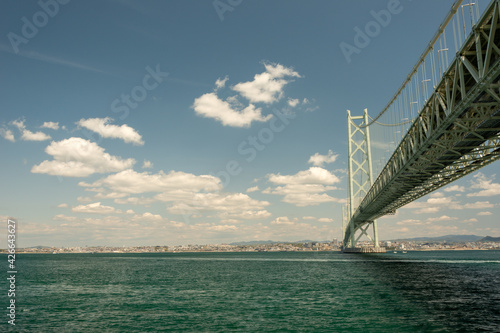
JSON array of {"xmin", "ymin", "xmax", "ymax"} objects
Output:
[{"xmin": 344, "ymin": 0, "xmax": 500, "ymax": 249}]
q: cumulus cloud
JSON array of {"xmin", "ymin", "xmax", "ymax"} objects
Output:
[
  {"xmin": 165, "ymin": 192, "xmax": 271, "ymax": 220},
  {"xmin": 77, "ymin": 196, "xmax": 93, "ymax": 203},
  {"xmin": 287, "ymin": 98, "xmax": 300, "ymax": 107},
  {"xmin": 426, "ymin": 215, "xmax": 458, "ymax": 222},
  {"xmin": 82, "ymin": 169, "xmax": 270, "ymax": 220},
  {"xmin": 41, "ymin": 121, "xmax": 59, "ymax": 130},
  {"xmin": 246, "ymin": 186, "xmax": 259, "ymax": 193},
  {"xmin": 215, "ymin": 76, "xmax": 228, "ymax": 90},
  {"xmin": 192, "ymin": 63, "xmax": 302, "ymax": 127},
  {"xmin": 31, "ymin": 137, "xmax": 135, "ymax": 177},
  {"xmin": 405, "ymin": 195, "xmax": 461, "ymax": 214},
  {"xmin": 77, "ymin": 117, "xmax": 144, "ymax": 145},
  {"xmin": 207, "ymin": 224, "xmax": 237, "ymax": 231},
  {"xmin": 268, "ymin": 167, "xmax": 340, "ymax": 185},
  {"xmin": 12, "ymin": 119, "xmax": 51, "ymax": 141},
  {"xmin": 114, "ymin": 197, "xmax": 157, "ymax": 206},
  {"xmin": 142, "ymin": 160, "xmax": 153, "ymax": 169},
  {"xmin": 0, "ymin": 128, "xmax": 15, "ymax": 142},
  {"xmin": 131, "ymin": 212, "xmax": 164, "ymax": 222},
  {"xmin": 192, "ymin": 92, "xmax": 272, "ymax": 127},
  {"xmin": 271, "ymin": 216, "xmax": 297, "ymax": 225},
  {"xmin": 467, "ymin": 173, "xmax": 500, "ymax": 197},
  {"xmin": 53, "ymin": 214, "xmax": 79, "ymax": 222},
  {"xmin": 86, "ymin": 169, "xmax": 221, "ymax": 194},
  {"xmin": 463, "ymin": 201, "xmax": 495, "ymax": 209},
  {"xmin": 444, "ymin": 185, "xmax": 465, "ymax": 192},
  {"xmin": 396, "ymin": 219, "xmax": 423, "ymax": 225},
  {"xmin": 308, "ymin": 150, "xmax": 339, "ymax": 167},
  {"xmin": 232, "ymin": 63, "xmax": 300, "ymax": 104},
  {"xmin": 94, "ymin": 192, "xmax": 128, "ymax": 199},
  {"xmin": 72, "ymin": 202, "xmax": 116, "ymax": 214},
  {"xmin": 265, "ymin": 167, "xmax": 342, "ymax": 206}
]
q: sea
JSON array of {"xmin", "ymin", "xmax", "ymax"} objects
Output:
[{"xmin": 2, "ymin": 250, "xmax": 500, "ymax": 332}]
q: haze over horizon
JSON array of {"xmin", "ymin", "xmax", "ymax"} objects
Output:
[{"xmin": 1, "ymin": 0, "xmax": 499, "ymax": 248}]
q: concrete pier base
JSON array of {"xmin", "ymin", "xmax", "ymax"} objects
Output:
[{"xmin": 342, "ymin": 247, "xmax": 386, "ymax": 253}]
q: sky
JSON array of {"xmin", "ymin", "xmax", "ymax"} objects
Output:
[{"xmin": 1, "ymin": 0, "xmax": 499, "ymax": 247}]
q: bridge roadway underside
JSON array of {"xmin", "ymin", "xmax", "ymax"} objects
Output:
[{"xmin": 345, "ymin": 0, "xmax": 500, "ymax": 244}]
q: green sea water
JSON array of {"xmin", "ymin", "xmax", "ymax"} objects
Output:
[{"xmin": 2, "ymin": 250, "xmax": 500, "ymax": 332}]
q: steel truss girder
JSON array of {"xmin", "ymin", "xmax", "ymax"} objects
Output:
[{"xmin": 348, "ymin": 0, "xmax": 500, "ymax": 230}]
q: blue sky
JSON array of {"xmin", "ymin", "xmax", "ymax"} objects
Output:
[{"xmin": 1, "ymin": 0, "xmax": 499, "ymax": 247}]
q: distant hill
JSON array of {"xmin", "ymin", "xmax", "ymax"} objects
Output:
[
  {"xmin": 392, "ymin": 234, "xmax": 484, "ymax": 243},
  {"xmin": 479, "ymin": 236, "xmax": 500, "ymax": 242}
]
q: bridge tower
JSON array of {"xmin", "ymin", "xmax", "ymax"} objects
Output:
[{"xmin": 344, "ymin": 109, "xmax": 381, "ymax": 251}]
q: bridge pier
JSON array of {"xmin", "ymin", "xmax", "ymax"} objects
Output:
[
  {"xmin": 343, "ymin": 109, "xmax": 382, "ymax": 251},
  {"xmin": 342, "ymin": 247, "xmax": 386, "ymax": 254}
]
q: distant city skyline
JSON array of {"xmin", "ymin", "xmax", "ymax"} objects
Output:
[{"xmin": 1, "ymin": 0, "xmax": 499, "ymax": 248}]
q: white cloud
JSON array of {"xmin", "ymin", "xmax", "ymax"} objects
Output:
[
  {"xmin": 317, "ymin": 218, "xmax": 334, "ymax": 223},
  {"xmin": 233, "ymin": 63, "xmax": 300, "ymax": 104},
  {"xmin": 94, "ymin": 192, "xmax": 128, "ymax": 199},
  {"xmin": 131, "ymin": 212, "xmax": 164, "ymax": 222},
  {"xmin": 77, "ymin": 196, "xmax": 93, "ymax": 203},
  {"xmin": 192, "ymin": 92, "xmax": 272, "ymax": 127},
  {"xmin": 467, "ymin": 173, "xmax": 500, "ymax": 197},
  {"xmin": 72, "ymin": 202, "xmax": 116, "ymax": 214},
  {"xmin": 77, "ymin": 117, "xmax": 144, "ymax": 145},
  {"xmin": 114, "ymin": 196, "xmax": 157, "ymax": 206},
  {"xmin": 215, "ymin": 76, "xmax": 229, "ymax": 90},
  {"xmin": 463, "ymin": 201, "xmax": 495, "ymax": 209},
  {"xmin": 22, "ymin": 130, "xmax": 52, "ymax": 141},
  {"xmin": 57, "ymin": 203, "xmax": 68, "ymax": 208},
  {"xmin": 461, "ymin": 218, "xmax": 478, "ymax": 223},
  {"xmin": 0, "ymin": 128, "xmax": 15, "ymax": 142},
  {"xmin": 415, "ymin": 207, "xmax": 441, "ymax": 214},
  {"xmin": 287, "ymin": 98, "xmax": 300, "ymax": 107},
  {"xmin": 405, "ymin": 195, "xmax": 461, "ymax": 214},
  {"xmin": 41, "ymin": 121, "xmax": 59, "ymax": 130},
  {"xmin": 266, "ymin": 167, "xmax": 342, "ymax": 206},
  {"xmin": 396, "ymin": 219, "xmax": 423, "ymax": 225},
  {"xmin": 86, "ymin": 169, "xmax": 221, "ymax": 194},
  {"xmin": 268, "ymin": 167, "xmax": 340, "ymax": 185},
  {"xmin": 53, "ymin": 214, "xmax": 79, "ymax": 222},
  {"xmin": 12, "ymin": 119, "xmax": 51, "ymax": 141},
  {"xmin": 83, "ymin": 169, "xmax": 269, "ymax": 220},
  {"xmin": 246, "ymin": 186, "xmax": 259, "ymax": 193},
  {"xmin": 308, "ymin": 150, "xmax": 339, "ymax": 167},
  {"xmin": 271, "ymin": 216, "xmax": 296, "ymax": 225},
  {"xmin": 31, "ymin": 137, "xmax": 135, "ymax": 177},
  {"xmin": 444, "ymin": 185, "xmax": 465, "ymax": 192},
  {"xmin": 426, "ymin": 215, "xmax": 458, "ymax": 222},
  {"xmin": 165, "ymin": 192, "xmax": 271, "ymax": 220},
  {"xmin": 207, "ymin": 224, "xmax": 237, "ymax": 231},
  {"xmin": 477, "ymin": 211, "xmax": 492, "ymax": 216},
  {"xmin": 142, "ymin": 160, "xmax": 153, "ymax": 169}
]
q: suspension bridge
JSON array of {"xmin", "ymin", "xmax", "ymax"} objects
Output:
[{"xmin": 342, "ymin": 0, "xmax": 500, "ymax": 252}]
